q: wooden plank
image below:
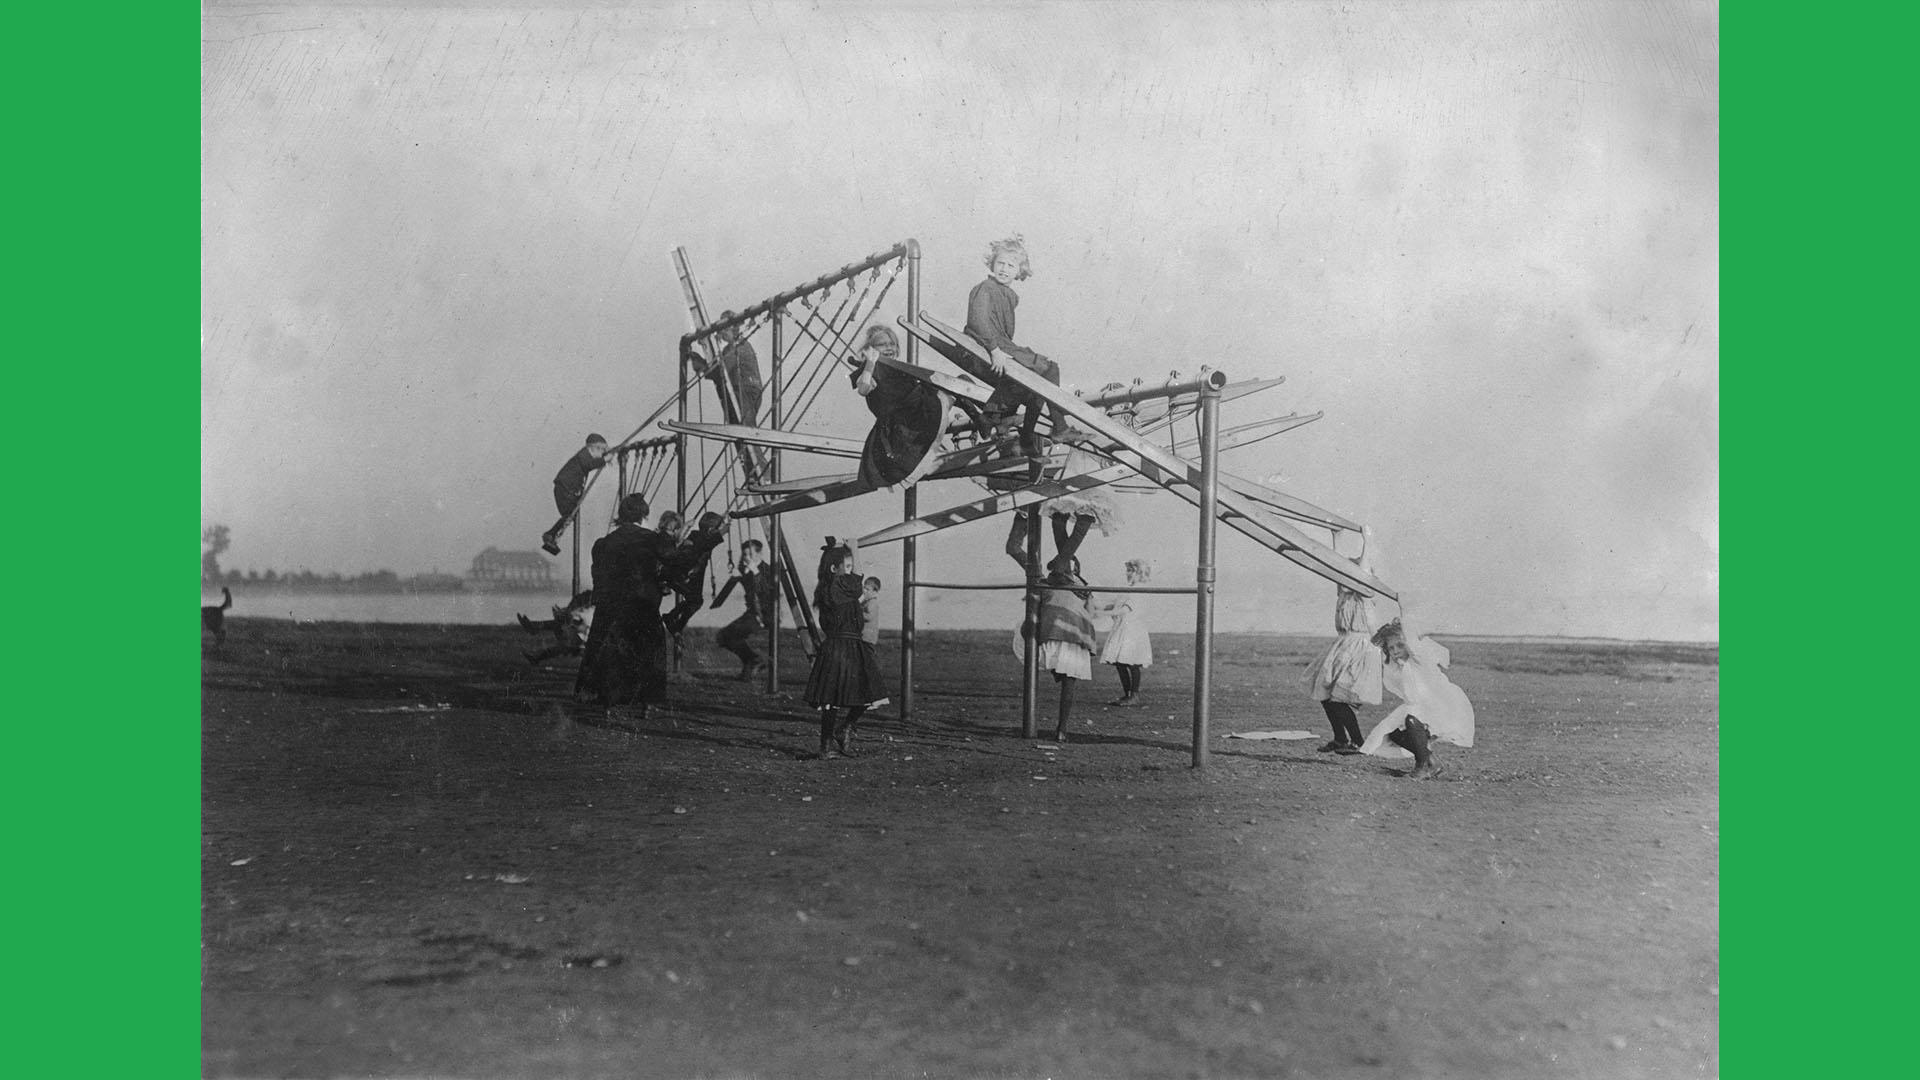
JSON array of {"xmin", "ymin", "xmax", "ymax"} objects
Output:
[
  {"xmin": 1071, "ymin": 413, "xmax": 1350, "ymax": 529},
  {"xmin": 742, "ymin": 471, "xmax": 858, "ymax": 495},
  {"xmin": 916, "ymin": 312, "xmax": 1393, "ymax": 598},
  {"xmin": 856, "ymin": 464, "xmax": 1135, "ymax": 546},
  {"xmin": 1158, "ymin": 482, "xmax": 1394, "ymax": 599},
  {"xmin": 659, "ymin": 420, "xmax": 863, "ymax": 458},
  {"xmin": 874, "ymin": 355, "xmax": 995, "ymax": 403},
  {"xmin": 732, "ymin": 477, "xmax": 873, "ymax": 519},
  {"xmin": 733, "ymin": 438, "xmax": 1032, "ymax": 516},
  {"xmin": 1216, "ymin": 471, "xmax": 1358, "ymax": 532}
]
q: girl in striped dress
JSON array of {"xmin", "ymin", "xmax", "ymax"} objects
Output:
[{"xmin": 1014, "ymin": 555, "xmax": 1098, "ymax": 744}]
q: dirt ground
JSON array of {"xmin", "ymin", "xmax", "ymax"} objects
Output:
[{"xmin": 201, "ymin": 619, "xmax": 1717, "ymax": 1079}]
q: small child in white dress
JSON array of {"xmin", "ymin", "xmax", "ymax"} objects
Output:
[
  {"xmin": 1092, "ymin": 558, "xmax": 1154, "ymax": 706},
  {"xmin": 1358, "ymin": 618, "xmax": 1476, "ymax": 779}
]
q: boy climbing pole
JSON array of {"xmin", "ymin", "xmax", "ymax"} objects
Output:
[{"xmin": 541, "ymin": 433, "xmax": 609, "ymax": 556}]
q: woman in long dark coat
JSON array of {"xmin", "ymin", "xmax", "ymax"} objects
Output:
[{"xmin": 577, "ymin": 495, "xmax": 722, "ymax": 719}]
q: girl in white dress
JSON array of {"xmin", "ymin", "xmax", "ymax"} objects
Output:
[
  {"xmin": 1302, "ymin": 540, "xmax": 1386, "ymax": 754},
  {"xmin": 1358, "ymin": 619, "xmax": 1476, "ymax": 779},
  {"xmin": 1092, "ymin": 558, "xmax": 1154, "ymax": 706}
]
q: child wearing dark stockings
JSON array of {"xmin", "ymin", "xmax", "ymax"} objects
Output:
[
  {"xmin": 1092, "ymin": 558, "xmax": 1154, "ymax": 706},
  {"xmin": 1358, "ymin": 619, "xmax": 1476, "ymax": 779},
  {"xmin": 803, "ymin": 538, "xmax": 889, "ymax": 758},
  {"xmin": 1302, "ymin": 579, "xmax": 1385, "ymax": 754},
  {"xmin": 964, "ymin": 235, "xmax": 1077, "ymax": 479}
]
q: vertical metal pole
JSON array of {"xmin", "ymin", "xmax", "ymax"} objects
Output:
[
  {"xmin": 900, "ymin": 489, "xmax": 917, "ymax": 722},
  {"xmin": 676, "ymin": 344, "xmax": 689, "ymax": 521},
  {"xmin": 1021, "ymin": 510, "xmax": 1042, "ymax": 739},
  {"xmin": 570, "ymin": 506, "xmax": 582, "ymax": 598},
  {"xmin": 901, "ymin": 242, "xmax": 920, "ymax": 724},
  {"xmin": 767, "ymin": 309, "xmax": 783, "ymax": 693},
  {"xmin": 1192, "ymin": 382, "xmax": 1222, "ymax": 768}
]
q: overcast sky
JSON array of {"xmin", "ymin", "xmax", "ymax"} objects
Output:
[{"xmin": 201, "ymin": 0, "xmax": 1718, "ymax": 641}]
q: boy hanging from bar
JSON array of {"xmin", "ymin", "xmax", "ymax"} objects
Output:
[{"xmin": 541, "ymin": 433, "xmax": 609, "ymax": 556}]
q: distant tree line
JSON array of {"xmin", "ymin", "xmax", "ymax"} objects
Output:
[
  {"xmin": 199, "ymin": 566, "xmax": 469, "ymax": 593},
  {"xmin": 202, "ymin": 523, "xmax": 468, "ymax": 593}
]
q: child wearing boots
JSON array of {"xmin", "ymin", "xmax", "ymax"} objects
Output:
[
  {"xmin": 541, "ymin": 433, "xmax": 609, "ymax": 556},
  {"xmin": 1302, "ymin": 540, "xmax": 1386, "ymax": 755},
  {"xmin": 804, "ymin": 538, "xmax": 889, "ymax": 757},
  {"xmin": 1093, "ymin": 558, "xmax": 1154, "ymax": 706},
  {"xmin": 1358, "ymin": 619, "xmax": 1476, "ymax": 779},
  {"xmin": 964, "ymin": 235, "xmax": 1078, "ymax": 479}
]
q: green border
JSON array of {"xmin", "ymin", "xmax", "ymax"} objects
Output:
[
  {"xmin": 29, "ymin": 4, "xmax": 1890, "ymax": 1074},
  {"xmin": 18, "ymin": 6, "xmax": 199, "ymax": 1074},
  {"xmin": 1728, "ymin": 8, "xmax": 1910, "ymax": 1078}
]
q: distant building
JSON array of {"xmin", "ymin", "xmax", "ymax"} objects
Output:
[{"xmin": 467, "ymin": 547, "xmax": 557, "ymax": 590}]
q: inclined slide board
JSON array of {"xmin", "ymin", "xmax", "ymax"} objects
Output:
[
  {"xmin": 660, "ymin": 420, "xmax": 864, "ymax": 458},
  {"xmin": 913, "ymin": 312, "xmax": 1393, "ymax": 598}
]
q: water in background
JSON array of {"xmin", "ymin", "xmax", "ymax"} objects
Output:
[
  {"xmin": 215, "ymin": 586, "xmax": 1198, "ymax": 633},
  {"xmin": 225, "ymin": 591, "xmax": 576, "ymax": 627}
]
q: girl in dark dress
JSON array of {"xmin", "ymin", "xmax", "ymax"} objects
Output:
[
  {"xmin": 804, "ymin": 538, "xmax": 889, "ymax": 757},
  {"xmin": 850, "ymin": 324, "xmax": 951, "ymax": 490},
  {"xmin": 964, "ymin": 235, "xmax": 1073, "ymax": 479}
]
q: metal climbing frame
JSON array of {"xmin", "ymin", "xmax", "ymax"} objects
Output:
[{"xmin": 675, "ymin": 240, "xmax": 921, "ymax": 694}]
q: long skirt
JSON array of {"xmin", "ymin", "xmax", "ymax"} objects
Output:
[
  {"xmin": 1098, "ymin": 608, "xmax": 1153, "ymax": 666},
  {"xmin": 1303, "ymin": 631, "xmax": 1384, "ymax": 705},
  {"xmin": 578, "ymin": 606, "xmax": 670, "ymax": 706},
  {"xmin": 805, "ymin": 635, "xmax": 889, "ymax": 708}
]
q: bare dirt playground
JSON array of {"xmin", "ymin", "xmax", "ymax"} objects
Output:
[{"xmin": 201, "ymin": 620, "xmax": 1717, "ymax": 1078}]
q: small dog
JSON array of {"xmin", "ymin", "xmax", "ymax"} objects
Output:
[{"xmin": 203, "ymin": 587, "xmax": 233, "ymax": 646}]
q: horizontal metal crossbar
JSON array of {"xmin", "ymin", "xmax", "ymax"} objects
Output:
[
  {"xmin": 907, "ymin": 580, "xmax": 1199, "ymax": 595},
  {"xmin": 681, "ymin": 240, "xmax": 914, "ymax": 350}
]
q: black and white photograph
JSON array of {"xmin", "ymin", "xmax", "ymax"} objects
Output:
[{"xmin": 201, "ymin": 1, "xmax": 1718, "ymax": 1075}]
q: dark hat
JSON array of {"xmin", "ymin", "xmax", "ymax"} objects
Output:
[
  {"xmin": 586, "ymin": 433, "xmax": 607, "ymax": 445},
  {"xmin": 615, "ymin": 493, "xmax": 650, "ymax": 524}
]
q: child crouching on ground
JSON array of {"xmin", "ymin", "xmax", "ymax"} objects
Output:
[{"xmin": 1358, "ymin": 619, "xmax": 1476, "ymax": 779}]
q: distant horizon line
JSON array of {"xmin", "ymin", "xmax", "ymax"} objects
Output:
[{"xmin": 219, "ymin": 605, "xmax": 1718, "ymax": 649}]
